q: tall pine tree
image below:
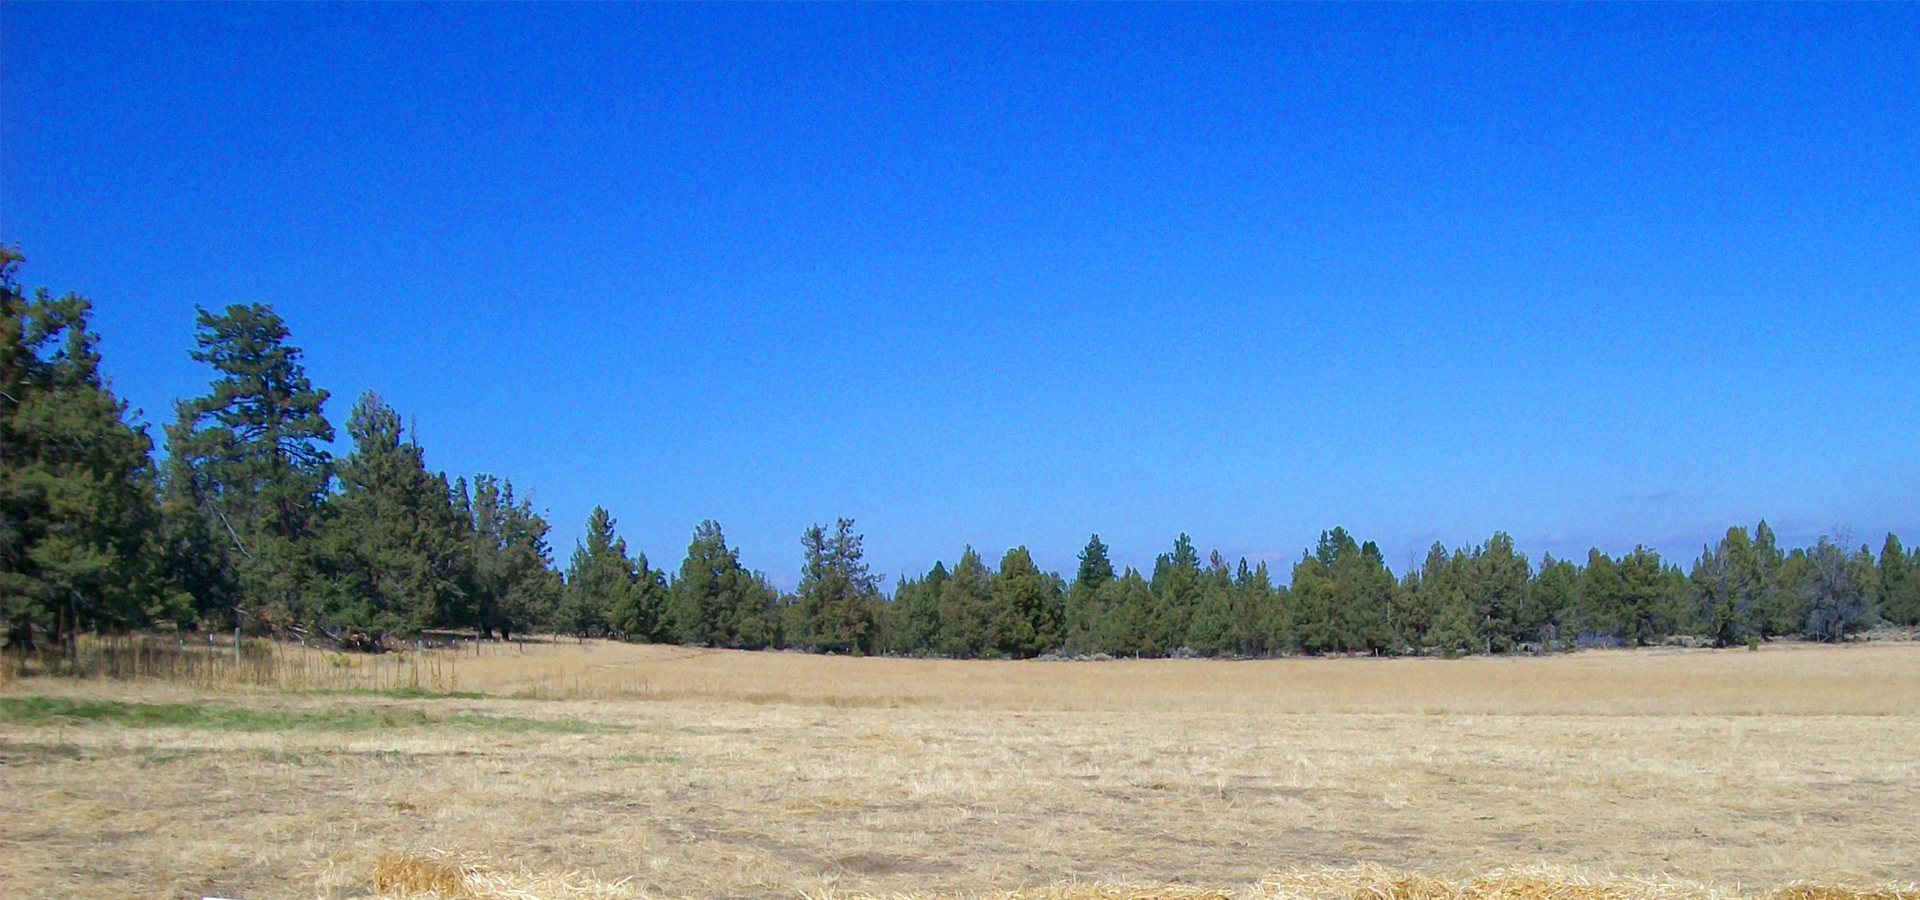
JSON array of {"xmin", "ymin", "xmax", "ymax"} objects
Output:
[{"xmin": 168, "ymin": 303, "xmax": 334, "ymax": 632}]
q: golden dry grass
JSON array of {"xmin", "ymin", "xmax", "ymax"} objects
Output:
[
  {"xmin": 3, "ymin": 641, "xmax": 1917, "ymax": 900},
  {"xmin": 337, "ymin": 855, "xmax": 1917, "ymax": 900}
]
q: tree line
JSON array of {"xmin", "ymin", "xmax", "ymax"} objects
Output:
[{"xmin": 5, "ymin": 249, "xmax": 1918, "ymax": 659}]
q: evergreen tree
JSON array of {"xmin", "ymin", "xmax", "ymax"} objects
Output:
[
  {"xmin": 667, "ymin": 519, "xmax": 733, "ymax": 646},
  {"xmin": 1753, "ymin": 520, "xmax": 1798, "ymax": 636},
  {"xmin": 1462, "ymin": 533, "xmax": 1528, "ymax": 653},
  {"xmin": 153, "ymin": 410, "xmax": 240, "ymax": 630},
  {"xmin": 318, "ymin": 393, "xmax": 471, "ymax": 645},
  {"xmin": 1691, "ymin": 527, "xmax": 1764, "ymax": 647},
  {"xmin": 729, "ymin": 568, "xmax": 782, "ymax": 650},
  {"xmin": 889, "ymin": 561, "xmax": 947, "ymax": 655},
  {"xmin": 1185, "ymin": 573, "xmax": 1237, "ymax": 656},
  {"xmin": 666, "ymin": 520, "xmax": 775, "ymax": 648},
  {"xmin": 1616, "ymin": 545, "xmax": 1680, "ymax": 646},
  {"xmin": 1518, "ymin": 553, "xmax": 1577, "ymax": 649},
  {"xmin": 984, "ymin": 546, "xmax": 1062, "ymax": 658},
  {"xmin": 615, "ymin": 553, "xmax": 669, "ymax": 642},
  {"xmin": 0, "ymin": 250, "xmax": 162, "ymax": 653},
  {"xmin": 565, "ymin": 507, "xmax": 636, "ymax": 637},
  {"xmin": 1148, "ymin": 533, "xmax": 1203, "ymax": 653},
  {"xmin": 1426, "ymin": 582, "xmax": 1476, "ymax": 656},
  {"xmin": 1287, "ymin": 550, "xmax": 1339, "ymax": 654},
  {"xmin": 1881, "ymin": 534, "xmax": 1918, "ymax": 626},
  {"xmin": 792, "ymin": 518, "xmax": 881, "ymax": 653},
  {"xmin": 1097, "ymin": 569, "xmax": 1158, "ymax": 657},
  {"xmin": 169, "ymin": 303, "xmax": 334, "ymax": 631},
  {"xmin": 938, "ymin": 547, "xmax": 992, "ymax": 657},
  {"xmin": 1064, "ymin": 534, "xmax": 1114, "ymax": 654},
  {"xmin": 1397, "ymin": 543, "xmax": 1450, "ymax": 652},
  {"xmin": 1231, "ymin": 559, "xmax": 1281, "ymax": 656},
  {"xmin": 468, "ymin": 475, "xmax": 562, "ymax": 639},
  {"xmin": 1334, "ymin": 539, "xmax": 1397, "ymax": 654}
]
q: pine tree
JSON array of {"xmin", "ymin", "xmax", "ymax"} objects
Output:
[
  {"xmin": 1185, "ymin": 573, "xmax": 1237, "ymax": 656},
  {"xmin": 467, "ymin": 475, "xmax": 562, "ymax": 639},
  {"xmin": 1064, "ymin": 534, "xmax": 1114, "ymax": 654},
  {"xmin": 1148, "ymin": 534, "xmax": 1202, "ymax": 653},
  {"xmin": 1881, "ymin": 534, "xmax": 1917, "ymax": 626},
  {"xmin": 1097, "ymin": 569, "xmax": 1157, "ymax": 657},
  {"xmin": 1464, "ymin": 532, "xmax": 1529, "ymax": 653},
  {"xmin": 938, "ymin": 548, "xmax": 992, "ymax": 657},
  {"xmin": 566, "ymin": 507, "xmax": 636, "ymax": 638},
  {"xmin": 1287, "ymin": 550, "xmax": 1338, "ymax": 655},
  {"xmin": 0, "ymin": 249, "xmax": 163, "ymax": 654},
  {"xmin": 667, "ymin": 520, "xmax": 774, "ymax": 648},
  {"xmin": 792, "ymin": 518, "xmax": 880, "ymax": 654},
  {"xmin": 1235, "ymin": 559, "xmax": 1280, "ymax": 656},
  {"xmin": 888, "ymin": 561, "xmax": 947, "ymax": 655},
  {"xmin": 1753, "ymin": 520, "xmax": 1798, "ymax": 636},
  {"xmin": 984, "ymin": 546, "xmax": 1061, "ymax": 658},
  {"xmin": 318, "ymin": 393, "xmax": 470, "ymax": 645},
  {"xmin": 1518, "ymin": 553, "xmax": 1577, "ymax": 650},
  {"xmin": 169, "ymin": 303, "xmax": 334, "ymax": 631}
]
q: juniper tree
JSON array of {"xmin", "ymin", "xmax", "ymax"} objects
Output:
[
  {"xmin": 1185, "ymin": 572, "xmax": 1237, "ymax": 656},
  {"xmin": 612, "ymin": 553, "xmax": 669, "ymax": 642},
  {"xmin": 1287, "ymin": 549, "xmax": 1339, "ymax": 654},
  {"xmin": 1691, "ymin": 527, "xmax": 1765, "ymax": 647},
  {"xmin": 154, "ymin": 408, "xmax": 241, "ymax": 629},
  {"xmin": 1801, "ymin": 536, "xmax": 1872, "ymax": 642},
  {"xmin": 1395, "ymin": 543, "xmax": 1451, "ymax": 651}
]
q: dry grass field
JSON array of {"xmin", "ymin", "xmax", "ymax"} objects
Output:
[{"xmin": 3, "ymin": 640, "xmax": 1917, "ymax": 900}]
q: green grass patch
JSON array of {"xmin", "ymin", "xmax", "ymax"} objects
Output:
[
  {"xmin": 0, "ymin": 696, "xmax": 609, "ymax": 734},
  {"xmin": 311, "ymin": 686, "xmax": 494, "ymax": 700},
  {"xmin": 610, "ymin": 752, "xmax": 685, "ymax": 765}
]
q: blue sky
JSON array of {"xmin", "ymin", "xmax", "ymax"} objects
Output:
[{"xmin": 4, "ymin": 4, "xmax": 1916, "ymax": 587}]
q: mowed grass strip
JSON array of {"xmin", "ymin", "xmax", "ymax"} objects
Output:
[{"xmin": 0, "ymin": 695, "xmax": 609, "ymax": 733}]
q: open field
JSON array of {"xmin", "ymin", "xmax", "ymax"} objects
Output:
[{"xmin": 3, "ymin": 641, "xmax": 1918, "ymax": 899}]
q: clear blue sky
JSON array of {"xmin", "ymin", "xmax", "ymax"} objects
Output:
[{"xmin": 4, "ymin": 4, "xmax": 1916, "ymax": 588}]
